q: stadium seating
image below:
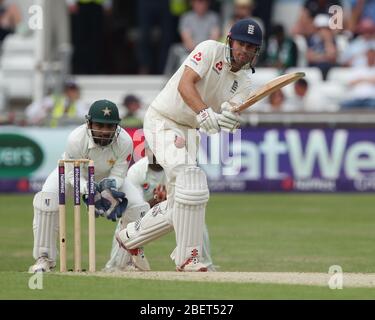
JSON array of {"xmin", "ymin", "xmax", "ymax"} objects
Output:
[
  {"xmin": 75, "ymin": 75, "xmax": 168, "ymax": 107},
  {"xmin": 0, "ymin": 36, "xmax": 36, "ymax": 99},
  {"xmin": 326, "ymin": 67, "xmax": 352, "ymax": 85}
]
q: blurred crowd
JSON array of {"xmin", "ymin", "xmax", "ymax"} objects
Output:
[{"xmin": 0, "ymin": 0, "xmax": 374, "ymax": 126}]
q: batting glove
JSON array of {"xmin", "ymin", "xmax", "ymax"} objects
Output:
[
  {"xmin": 196, "ymin": 107, "xmax": 220, "ymax": 135},
  {"xmin": 218, "ymin": 102, "xmax": 241, "ymax": 133}
]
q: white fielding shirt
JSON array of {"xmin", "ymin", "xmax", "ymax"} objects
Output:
[
  {"xmin": 151, "ymin": 40, "xmax": 253, "ymax": 128},
  {"xmin": 127, "ymin": 157, "xmax": 167, "ymax": 202},
  {"xmin": 62, "ymin": 124, "xmax": 133, "ymax": 189}
]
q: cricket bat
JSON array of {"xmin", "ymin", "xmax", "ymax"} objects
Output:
[{"xmin": 231, "ymin": 72, "xmax": 305, "ymax": 113}]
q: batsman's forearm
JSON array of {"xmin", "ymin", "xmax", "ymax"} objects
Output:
[{"xmin": 178, "ymin": 81, "xmax": 207, "ymax": 114}]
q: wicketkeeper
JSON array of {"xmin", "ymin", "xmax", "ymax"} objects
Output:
[{"xmin": 29, "ymin": 100, "xmax": 150, "ymax": 273}]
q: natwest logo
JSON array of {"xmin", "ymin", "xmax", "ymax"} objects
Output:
[{"xmin": 201, "ymin": 129, "xmax": 375, "ymax": 182}]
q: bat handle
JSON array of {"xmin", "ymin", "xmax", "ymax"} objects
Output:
[{"xmin": 231, "ymin": 106, "xmax": 239, "ymax": 113}]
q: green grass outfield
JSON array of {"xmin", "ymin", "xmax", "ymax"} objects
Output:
[{"xmin": 0, "ymin": 193, "xmax": 374, "ymax": 299}]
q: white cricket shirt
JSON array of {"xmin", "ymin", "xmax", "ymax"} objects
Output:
[
  {"xmin": 151, "ymin": 40, "xmax": 253, "ymax": 128},
  {"xmin": 62, "ymin": 124, "xmax": 133, "ymax": 189}
]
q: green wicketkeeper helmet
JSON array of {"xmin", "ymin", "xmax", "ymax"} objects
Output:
[{"xmin": 86, "ymin": 99, "xmax": 121, "ymax": 124}]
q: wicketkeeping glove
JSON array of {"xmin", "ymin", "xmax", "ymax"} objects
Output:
[
  {"xmin": 99, "ymin": 189, "xmax": 128, "ymax": 221},
  {"xmin": 217, "ymin": 102, "xmax": 241, "ymax": 133},
  {"xmin": 82, "ymin": 183, "xmax": 106, "ymax": 218},
  {"xmin": 98, "ymin": 178, "xmax": 117, "ymax": 192}
]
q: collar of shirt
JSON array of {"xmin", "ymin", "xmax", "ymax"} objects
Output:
[{"xmin": 88, "ymin": 135, "xmax": 97, "ymax": 150}]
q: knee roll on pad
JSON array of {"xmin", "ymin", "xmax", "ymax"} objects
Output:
[
  {"xmin": 33, "ymin": 191, "xmax": 59, "ymax": 212},
  {"xmin": 174, "ymin": 167, "xmax": 209, "ymax": 205}
]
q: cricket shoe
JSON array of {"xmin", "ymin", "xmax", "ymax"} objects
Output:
[
  {"xmin": 176, "ymin": 257, "xmax": 208, "ymax": 272},
  {"xmin": 28, "ymin": 253, "xmax": 56, "ymax": 273},
  {"xmin": 115, "ymin": 231, "xmax": 151, "ymax": 271}
]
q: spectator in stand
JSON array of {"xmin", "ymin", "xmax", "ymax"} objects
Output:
[
  {"xmin": 68, "ymin": 0, "xmax": 112, "ymax": 74},
  {"xmin": 340, "ymin": 48, "xmax": 375, "ymax": 109},
  {"xmin": 222, "ymin": 0, "xmax": 265, "ymax": 41},
  {"xmin": 284, "ymin": 78, "xmax": 316, "ymax": 111},
  {"xmin": 253, "ymin": 0, "xmax": 275, "ymax": 44},
  {"xmin": 340, "ymin": 18, "xmax": 375, "ymax": 67},
  {"xmin": 164, "ymin": 0, "xmax": 220, "ymax": 75},
  {"xmin": 180, "ymin": 0, "xmax": 220, "ymax": 52},
  {"xmin": 136, "ymin": 0, "xmax": 174, "ymax": 74},
  {"xmin": 264, "ymin": 24, "xmax": 298, "ymax": 70},
  {"xmin": 349, "ymin": 0, "xmax": 375, "ymax": 33},
  {"xmin": 119, "ymin": 94, "xmax": 145, "ymax": 128},
  {"xmin": 25, "ymin": 80, "xmax": 89, "ymax": 127},
  {"xmin": 262, "ymin": 89, "xmax": 286, "ymax": 112},
  {"xmin": 0, "ymin": 0, "xmax": 21, "ymax": 41},
  {"xmin": 292, "ymin": 0, "xmax": 344, "ymax": 37},
  {"xmin": 306, "ymin": 14, "xmax": 338, "ymax": 80}
]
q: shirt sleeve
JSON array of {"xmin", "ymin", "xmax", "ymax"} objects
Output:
[
  {"xmin": 127, "ymin": 161, "xmax": 146, "ymax": 199},
  {"xmin": 183, "ymin": 40, "xmax": 215, "ymax": 79},
  {"xmin": 107, "ymin": 132, "xmax": 133, "ymax": 189}
]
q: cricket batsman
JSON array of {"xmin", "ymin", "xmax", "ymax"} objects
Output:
[
  {"xmin": 116, "ymin": 18, "xmax": 263, "ymax": 271},
  {"xmin": 104, "ymin": 143, "xmax": 216, "ymax": 271},
  {"xmin": 29, "ymin": 100, "xmax": 150, "ymax": 273}
]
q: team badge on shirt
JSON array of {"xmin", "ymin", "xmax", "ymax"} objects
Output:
[{"xmin": 107, "ymin": 158, "xmax": 116, "ymax": 166}]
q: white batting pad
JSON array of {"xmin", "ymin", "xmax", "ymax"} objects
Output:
[
  {"xmin": 32, "ymin": 192, "xmax": 59, "ymax": 261},
  {"xmin": 201, "ymin": 223, "xmax": 214, "ymax": 269},
  {"xmin": 118, "ymin": 200, "xmax": 173, "ymax": 249},
  {"xmin": 169, "ymin": 223, "xmax": 213, "ymax": 268},
  {"xmin": 173, "ymin": 167, "xmax": 209, "ymax": 266}
]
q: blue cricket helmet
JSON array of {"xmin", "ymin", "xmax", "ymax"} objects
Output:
[
  {"xmin": 226, "ymin": 18, "xmax": 263, "ymax": 72},
  {"xmin": 228, "ymin": 18, "xmax": 263, "ymax": 46}
]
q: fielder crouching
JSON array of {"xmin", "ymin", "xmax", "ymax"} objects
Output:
[
  {"xmin": 29, "ymin": 100, "xmax": 150, "ymax": 273},
  {"xmin": 116, "ymin": 18, "xmax": 263, "ymax": 272},
  {"xmin": 104, "ymin": 143, "xmax": 216, "ymax": 272}
]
